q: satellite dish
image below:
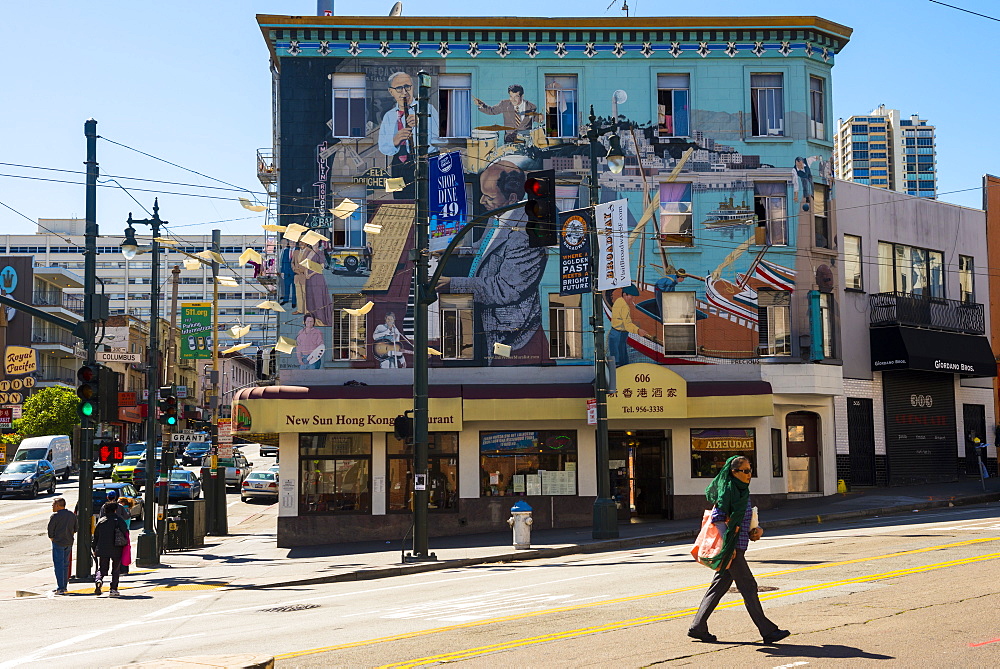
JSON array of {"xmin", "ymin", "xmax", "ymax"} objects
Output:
[
  {"xmin": 612, "ymin": 90, "xmax": 628, "ymax": 105},
  {"xmin": 389, "ymin": 2, "xmax": 402, "ymax": 16}
]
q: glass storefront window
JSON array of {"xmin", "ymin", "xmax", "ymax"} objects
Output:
[
  {"xmin": 690, "ymin": 428, "xmax": 757, "ymax": 478},
  {"xmin": 386, "ymin": 433, "xmax": 459, "ymax": 512},
  {"xmin": 299, "ymin": 433, "xmax": 371, "ymax": 514},
  {"xmin": 479, "ymin": 431, "xmax": 577, "ymax": 496}
]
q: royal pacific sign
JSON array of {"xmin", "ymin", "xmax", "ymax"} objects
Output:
[{"xmin": 4, "ymin": 346, "xmax": 36, "ymax": 376}]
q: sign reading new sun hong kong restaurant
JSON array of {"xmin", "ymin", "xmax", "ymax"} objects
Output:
[{"xmin": 233, "ymin": 396, "xmax": 463, "ymax": 433}]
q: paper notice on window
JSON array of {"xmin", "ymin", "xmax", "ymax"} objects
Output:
[
  {"xmin": 526, "ymin": 474, "xmax": 542, "ymax": 496},
  {"xmin": 512, "ymin": 474, "xmax": 525, "ymax": 494},
  {"xmin": 565, "ymin": 462, "xmax": 577, "ymax": 472},
  {"xmin": 490, "ymin": 472, "xmax": 499, "ymax": 485}
]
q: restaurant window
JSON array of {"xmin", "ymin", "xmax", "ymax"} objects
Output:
[
  {"xmin": 441, "ymin": 294, "xmax": 473, "ymax": 359},
  {"xmin": 753, "ymin": 182, "xmax": 787, "ymax": 246},
  {"xmin": 331, "ymin": 296, "xmax": 367, "ymax": 360},
  {"xmin": 750, "ymin": 73, "xmax": 784, "ymax": 137},
  {"xmin": 438, "ymin": 74, "xmax": 472, "ymax": 138},
  {"xmin": 959, "ymin": 255, "xmax": 974, "ymax": 303},
  {"xmin": 387, "ymin": 432, "xmax": 458, "ymax": 512},
  {"xmin": 662, "ymin": 292, "xmax": 697, "ymax": 355},
  {"xmin": 657, "ymin": 73, "xmax": 690, "ymax": 137},
  {"xmin": 544, "ymin": 75, "xmax": 578, "ymax": 138},
  {"xmin": 332, "ymin": 73, "xmax": 366, "ymax": 138},
  {"xmin": 691, "ymin": 428, "xmax": 757, "ymax": 478},
  {"xmin": 813, "ymin": 185, "xmax": 831, "ymax": 249},
  {"xmin": 878, "ymin": 241, "xmax": 945, "ymax": 298},
  {"xmin": 549, "ymin": 294, "xmax": 583, "ymax": 359},
  {"xmin": 299, "ymin": 433, "xmax": 371, "ymax": 514},
  {"xmin": 758, "ymin": 289, "xmax": 791, "ymax": 356},
  {"xmin": 480, "ymin": 430, "xmax": 578, "ymax": 496},
  {"xmin": 771, "ymin": 428, "xmax": 783, "ymax": 477},
  {"xmin": 659, "ymin": 183, "xmax": 693, "ymax": 247},
  {"xmin": 844, "ymin": 234, "xmax": 863, "ymax": 290}
]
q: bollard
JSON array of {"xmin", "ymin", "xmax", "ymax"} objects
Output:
[{"xmin": 507, "ymin": 501, "xmax": 533, "ymax": 549}]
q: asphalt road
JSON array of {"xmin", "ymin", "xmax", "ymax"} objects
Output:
[{"xmin": 1, "ymin": 501, "xmax": 998, "ymax": 667}]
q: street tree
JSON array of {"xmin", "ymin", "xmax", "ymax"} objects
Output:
[{"xmin": 11, "ymin": 386, "xmax": 79, "ymax": 440}]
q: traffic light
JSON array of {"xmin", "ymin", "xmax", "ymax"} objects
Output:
[
  {"xmin": 158, "ymin": 385, "xmax": 178, "ymax": 426},
  {"xmin": 524, "ymin": 169, "xmax": 558, "ymax": 248},
  {"xmin": 393, "ymin": 414, "xmax": 413, "ymax": 442},
  {"xmin": 97, "ymin": 440, "xmax": 125, "ymax": 465},
  {"xmin": 98, "ymin": 366, "xmax": 121, "ymax": 423},
  {"xmin": 77, "ymin": 364, "xmax": 99, "ymax": 420}
]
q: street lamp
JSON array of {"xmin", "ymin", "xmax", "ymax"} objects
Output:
[
  {"xmin": 586, "ymin": 105, "xmax": 623, "ymax": 540},
  {"xmin": 120, "ymin": 225, "xmax": 140, "ymax": 260}
]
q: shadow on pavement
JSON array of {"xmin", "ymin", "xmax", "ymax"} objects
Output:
[{"xmin": 758, "ymin": 643, "xmax": 894, "ymax": 660}]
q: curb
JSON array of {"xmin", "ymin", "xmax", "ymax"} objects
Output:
[{"xmin": 231, "ymin": 492, "xmax": 1000, "ymax": 590}]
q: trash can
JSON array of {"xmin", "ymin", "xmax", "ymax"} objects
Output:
[
  {"xmin": 178, "ymin": 498, "xmax": 206, "ymax": 547},
  {"xmin": 164, "ymin": 504, "xmax": 190, "ymax": 551},
  {"xmin": 507, "ymin": 501, "xmax": 533, "ymax": 549}
]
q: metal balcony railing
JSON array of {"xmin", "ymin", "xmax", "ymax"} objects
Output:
[
  {"xmin": 35, "ymin": 365, "xmax": 76, "ymax": 386},
  {"xmin": 869, "ymin": 291, "xmax": 985, "ymax": 335},
  {"xmin": 31, "ymin": 328, "xmax": 80, "ymax": 348},
  {"xmin": 32, "ymin": 291, "xmax": 85, "ymax": 315}
]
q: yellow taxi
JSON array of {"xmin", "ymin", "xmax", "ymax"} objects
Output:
[{"xmin": 111, "ymin": 454, "xmax": 142, "ymax": 485}]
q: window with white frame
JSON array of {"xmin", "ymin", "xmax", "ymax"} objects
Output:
[
  {"xmin": 438, "ymin": 74, "xmax": 472, "ymax": 138},
  {"xmin": 659, "ymin": 182, "xmax": 693, "ymax": 247},
  {"xmin": 844, "ymin": 234, "xmax": 863, "ymax": 290},
  {"xmin": 331, "ymin": 296, "xmax": 367, "ymax": 360},
  {"xmin": 332, "ymin": 73, "xmax": 366, "ymax": 138},
  {"xmin": 753, "ymin": 182, "xmax": 787, "ymax": 246},
  {"xmin": 332, "ymin": 196, "xmax": 366, "ymax": 249},
  {"xmin": 757, "ymin": 289, "xmax": 791, "ymax": 356},
  {"xmin": 809, "ymin": 76, "xmax": 825, "ymax": 139},
  {"xmin": 813, "ymin": 185, "xmax": 831, "ymax": 249},
  {"xmin": 878, "ymin": 241, "xmax": 945, "ymax": 298},
  {"xmin": 440, "ymin": 294, "xmax": 473, "ymax": 359},
  {"xmin": 545, "ymin": 75, "xmax": 578, "ymax": 138},
  {"xmin": 657, "ymin": 74, "xmax": 690, "ymax": 137},
  {"xmin": 662, "ymin": 292, "xmax": 697, "ymax": 355},
  {"xmin": 959, "ymin": 255, "xmax": 974, "ymax": 303},
  {"xmin": 750, "ymin": 74, "xmax": 784, "ymax": 137},
  {"xmin": 819, "ymin": 293, "xmax": 834, "ymax": 358},
  {"xmin": 549, "ymin": 294, "xmax": 583, "ymax": 359}
]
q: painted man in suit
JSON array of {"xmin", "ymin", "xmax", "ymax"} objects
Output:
[
  {"xmin": 474, "ymin": 85, "xmax": 537, "ymax": 144},
  {"xmin": 378, "ymin": 71, "xmax": 439, "ymax": 198},
  {"xmin": 438, "ymin": 160, "xmax": 549, "ymax": 365}
]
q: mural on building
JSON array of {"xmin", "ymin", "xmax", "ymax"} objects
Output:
[{"xmin": 274, "ymin": 56, "xmax": 834, "ymax": 369}]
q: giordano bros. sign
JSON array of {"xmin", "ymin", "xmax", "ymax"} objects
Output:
[{"xmin": 234, "ymin": 397, "xmax": 463, "ymax": 433}]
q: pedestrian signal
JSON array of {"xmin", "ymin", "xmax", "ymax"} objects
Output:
[{"xmin": 97, "ymin": 440, "xmax": 125, "ymax": 464}]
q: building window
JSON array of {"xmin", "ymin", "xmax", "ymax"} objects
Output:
[
  {"xmin": 657, "ymin": 74, "xmax": 690, "ymax": 137},
  {"xmin": 959, "ymin": 255, "xmax": 974, "ymax": 303},
  {"xmin": 659, "ymin": 182, "xmax": 693, "ymax": 247},
  {"xmin": 753, "ymin": 182, "xmax": 787, "ymax": 246},
  {"xmin": 690, "ymin": 428, "xmax": 756, "ymax": 478},
  {"xmin": 387, "ymin": 433, "xmax": 458, "ymax": 512},
  {"xmin": 750, "ymin": 73, "xmax": 784, "ymax": 137},
  {"xmin": 438, "ymin": 74, "xmax": 472, "ymax": 138},
  {"xmin": 819, "ymin": 293, "xmax": 834, "ymax": 358},
  {"xmin": 299, "ymin": 433, "xmax": 371, "ymax": 514},
  {"xmin": 844, "ymin": 234, "xmax": 863, "ymax": 290},
  {"xmin": 331, "ymin": 296, "xmax": 366, "ymax": 360},
  {"xmin": 549, "ymin": 294, "xmax": 583, "ymax": 359},
  {"xmin": 771, "ymin": 428, "xmax": 783, "ymax": 477},
  {"xmin": 440, "ymin": 294, "xmax": 473, "ymax": 359},
  {"xmin": 662, "ymin": 292, "xmax": 697, "ymax": 355},
  {"xmin": 331, "ymin": 198, "xmax": 366, "ymax": 249},
  {"xmin": 878, "ymin": 242, "xmax": 945, "ymax": 298},
  {"xmin": 480, "ymin": 431, "xmax": 577, "ymax": 496},
  {"xmin": 758, "ymin": 289, "xmax": 791, "ymax": 356},
  {"xmin": 544, "ymin": 75, "xmax": 578, "ymax": 138},
  {"xmin": 332, "ymin": 73, "xmax": 366, "ymax": 138},
  {"xmin": 809, "ymin": 76, "xmax": 826, "ymax": 140},
  {"xmin": 813, "ymin": 184, "xmax": 831, "ymax": 249}
]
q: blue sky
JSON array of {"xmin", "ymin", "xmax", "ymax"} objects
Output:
[{"xmin": 2, "ymin": 0, "xmax": 996, "ymax": 238}]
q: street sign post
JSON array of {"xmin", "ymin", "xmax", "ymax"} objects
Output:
[
  {"xmin": 96, "ymin": 351, "xmax": 142, "ymax": 364},
  {"xmin": 170, "ymin": 433, "xmax": 206, "ymax": 444}
]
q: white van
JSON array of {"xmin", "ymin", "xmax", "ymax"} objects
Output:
[{"xmin": 13, "ymin": 435, "xmax": 73, "ymax": 481}]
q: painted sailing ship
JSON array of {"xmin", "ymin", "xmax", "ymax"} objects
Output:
[{"xmin": 700, "ymin": 197, "xmax": 756, "ymax": 230}]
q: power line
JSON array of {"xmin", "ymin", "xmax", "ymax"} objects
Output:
[{"xmin": 929, "ymin": 0, "xmax": 1000, "ymax": 22}]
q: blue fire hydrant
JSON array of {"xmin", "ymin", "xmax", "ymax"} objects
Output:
[{"xmin": 508, "ymin": 501, "xmax": 533, "ymax": 549}]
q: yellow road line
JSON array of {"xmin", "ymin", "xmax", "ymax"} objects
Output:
[
  {"xmin": 273, "ymin": 536, "xmax": 999, "ymax": 661},
  {"xmin": 380, "ymin": 551, "xmax": 1000, "ymax": 668}
]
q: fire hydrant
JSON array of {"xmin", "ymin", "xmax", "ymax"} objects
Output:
[{"xmin": 508, "ymin": 501, "xmax": 533, "ymax": 549}]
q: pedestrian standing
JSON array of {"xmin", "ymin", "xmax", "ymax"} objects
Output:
[
  {"xmin": 92, "ymin": 501, "xmax": 128, "ymax": 597},
  {"xmin": 688, "ymin": 455, "xmax": 790, "ymax": 644},
  {"xmin": 105, "ymin": 489, "xmax": 131, "ymax": 528},
  {"xmin": 47, "ymin": 497, "xmax": 76, "ymax": 595}
]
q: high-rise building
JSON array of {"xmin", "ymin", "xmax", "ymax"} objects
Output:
[{"xmin": 834, "ymin": 105, "xmax": 937, "ymax": 198}]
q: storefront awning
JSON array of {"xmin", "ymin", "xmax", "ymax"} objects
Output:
[{"xmin": 870, "ymin": 327, "xmax": 997, "ymax": 377}]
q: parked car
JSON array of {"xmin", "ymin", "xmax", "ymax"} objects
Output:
[
  {"xmin": 154, "ymin": 469, "xmax": 202, "ymax": 501},
  {"xmin": 130, "ymin": 449, "xmax": 165, "ymax": 491},
  {"xmin": 0, "ymin": 460, "xmax": 57, "ymax": 498},
  {"xmin": 259, "ymin": 442, "xmax": 278, "ymax": 457},
  {"xmin": 241, "ymin": 470, "xmax": 278, "ymax": 502},
  {"xmin": 204, "ymin": 452, "xmax": 252, "ymax": 489},
  {"xmin": 111, "ymin": 454, "xmax": 143, "ymax": 485},
  {"xmin": 181, "ymin": 442, "xmax": 212, "ymax": 466},
  {"xmin": 13, "ymin": 435, "xmax": 73, "ymax": 481},
  {"xmin": 125, "ymin": 442, "xmax": 148, "ymax": 456},
  {"xmin": 267, "ymin": 463, "xmax": 280, "ymax": 474},
  {"xmin": 91, "ymin": 482, "xmax": 143, "ymax": 521}
]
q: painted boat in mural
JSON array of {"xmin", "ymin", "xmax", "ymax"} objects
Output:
[{"xmin": 699, "ymin": 197, "xmax": 756, "ymax": 229}]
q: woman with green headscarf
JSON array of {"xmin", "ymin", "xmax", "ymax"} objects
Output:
[{"xmin": 687, "ymin": 455, "xmax": 790, "ymax": 645}]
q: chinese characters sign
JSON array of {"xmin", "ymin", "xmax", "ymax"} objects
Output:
[{"xmin": 606, "ymin": 363, "xmax": 687, "ymax": 419}]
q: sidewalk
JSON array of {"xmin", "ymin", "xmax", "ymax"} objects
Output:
[{"xmin": 6, "ymin": 479, "xmax": 1000, "ymax": 598}]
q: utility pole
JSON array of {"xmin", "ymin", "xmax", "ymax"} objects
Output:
[
  {"xmin": 75, "ymin": 118, "xmax": 99, "ymax": 580},
  {"xmin": 166, "ymin": 265, "xmax": 181, "ymax": 387},
  {"xmin": 210, "ymin": 229, "xmax": 227, "ymax": 534}
]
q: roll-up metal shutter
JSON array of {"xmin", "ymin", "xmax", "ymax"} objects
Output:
[{"xmin": 882, "ymin": 370, "xmax": 957, "ymax": 485}]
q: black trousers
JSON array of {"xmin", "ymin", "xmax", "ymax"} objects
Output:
[
  {"xmin": 690, "ymin": 550, "xmax": 778, "ymax": 637},
  {"xmin": 97, "ymin": 556, "xmax": 121, "ymax": 591}
]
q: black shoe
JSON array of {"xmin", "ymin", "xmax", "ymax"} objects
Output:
[
  {"xmin": 762, "ymin": 629, "xmax": 790, "ymax": 644},
  {"xmin": 687, "ymin": 629, "xmax": 718, "ymax": 643}
]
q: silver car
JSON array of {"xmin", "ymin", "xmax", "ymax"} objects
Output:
[{"xmin": 240, "ymin": 471, "xmax": 278, "ymax": 503}]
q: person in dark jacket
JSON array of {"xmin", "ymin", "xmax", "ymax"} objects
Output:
[
  {"xmin": 92, "ymin": 501, "xmax": 128, "ymax": 597},
  {"xmin": 47, "ymin": 497, "xmax": 77, "ymax": 595}
]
